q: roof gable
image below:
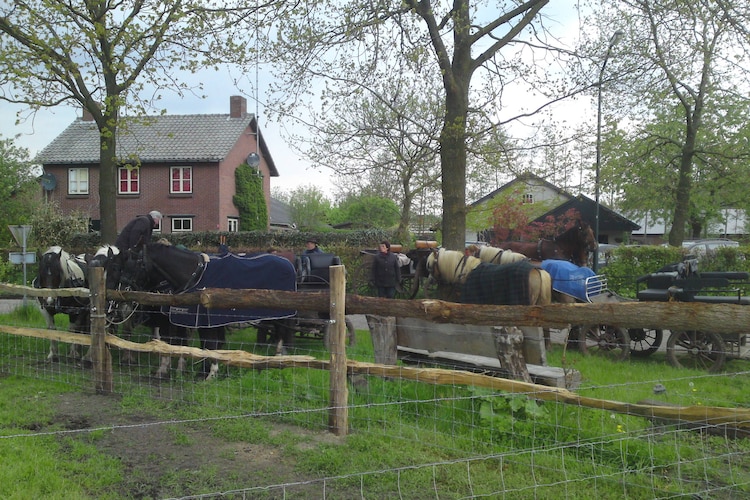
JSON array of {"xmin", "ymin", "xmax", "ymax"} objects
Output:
[
  {"xmin": 469, "ymin": 172, "xmax": 573, "ymax": 208},
  {"xmin": 36, "ymin": 112, "xmax": 279, "ymax": 176}
]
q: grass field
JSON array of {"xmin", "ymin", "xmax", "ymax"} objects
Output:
[{"xmin": 1, "ymin": 303, "xmax": 750, "ymax": 499}]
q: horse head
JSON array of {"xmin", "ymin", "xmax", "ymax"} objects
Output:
[{"xmin": 90, "ymin": 245, "xmax": 127, "ymax": 291}]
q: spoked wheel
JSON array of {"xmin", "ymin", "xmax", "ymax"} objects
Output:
[
  {"xmin": 666, "ymin": 330, "xmax": 726, "ymax": 372},
  {"xmin": 577, "ymin": 324, "xmax": 631, "ymax": 361},
  {"xmin": 629, "ymin": 328, "xmax": 663, "ymax": 357}
]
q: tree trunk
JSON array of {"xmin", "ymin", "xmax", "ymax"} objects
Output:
[
  {"xmin": 98, "ymin": 103, "xmax": 120, "ymax": 244},
  {"xmin": 493, "ymin": 326, "xmax": 531, "ymax": 383}
]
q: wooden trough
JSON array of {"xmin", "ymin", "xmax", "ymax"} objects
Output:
[{"xmin": 368, "ymin": 315, "xmax": 581, "ymax": 389}]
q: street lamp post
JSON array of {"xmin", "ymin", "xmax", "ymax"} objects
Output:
[{"xmin": 593, "ymin": 30, "xmax": 624, "ymax": 273}]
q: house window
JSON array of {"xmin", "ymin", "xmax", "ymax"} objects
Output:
[
  {"xmin": 172, "ymin": 217, "xmax": 193, "ymax": 232},
  {"xmin": 522, "ymin": 193, "xmax": 534, "ymax": 204},
  {"xmin": 227, "ymin": 218, "xmax": 239, "ymax": 232},
  {"xmin": 68, "ymin": 168, "xmax": 89, "ymax": 195},
  {"xmin": 118, "ymin": 166, "xmax": 139, "ymax": 194},
  {"xmin": 171, "ymin": 166, "xmax": 192, "ymax": 194}
]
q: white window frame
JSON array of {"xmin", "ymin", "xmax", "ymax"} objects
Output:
[
  {"xmin": 522, "ymin": 193, "xmax": 534, "ymax": 204},
  {"xmin": 170, "ymin": 166, "xmax": 193, "ymax": 194},
  {"xmin": 227, "ymin": 217, "xmax": 239, "ymax": 232},
  {"xmin": 118, "ymin": 166, "xmax": 140, "ymax": 194},
  {"xmin": 68, "ymin": 168, "xmax": 89, "ymax": 195},
  {"xmin": 172, "ymin": 217, "xmax": 193, "ymax": 232}
]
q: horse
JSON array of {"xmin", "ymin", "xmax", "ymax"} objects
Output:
[
  {"xmin": 93, "ymin": 242, "xmax": 297, "ymax": 380},
  {"xmin": 425, "ymin": 248, "xmax": 552, "ymax": 306},
  {"xmin": 496, "ymin": 220, "xmax": 598, "ymax": 267},
  {"xmin": 465, "ymin": 245, "xmax": 529, "ymax": 265},
  {"xmin": 34, "ymin": 246, "xmax": 90, "ymax": 362},
  {"xmin": 89, "ymin": 244, "xmax": 186, "ymax": 373}
]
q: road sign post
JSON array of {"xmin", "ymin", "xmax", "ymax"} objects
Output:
[{"xmin": 7, "ymin": 225, "xmax": 33, "ymax": 304}]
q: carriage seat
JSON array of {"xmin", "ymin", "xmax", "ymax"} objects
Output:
[{"xmin": 296, "ymin": 253, "xmax": 342, "ymax": 289}]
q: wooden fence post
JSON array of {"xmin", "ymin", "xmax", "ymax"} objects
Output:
[
  {"xmin": 328, "ymin": 265, "xmax": 348, "ymax": 436},
  {"xmin": 89, "ymin": 267, "xmax": 113, "ymax": 393},
  {"xmin": 493, "ymin": 326, "xmax": 531, "ymax": 383},
  {"xmin": 366, "ymin": 314, "xmax": 397, "ymax": 365}
]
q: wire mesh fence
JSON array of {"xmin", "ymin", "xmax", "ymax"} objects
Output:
[{"xmin": 1, "ymin": 297, "xmax": 750, "ymax": 499}]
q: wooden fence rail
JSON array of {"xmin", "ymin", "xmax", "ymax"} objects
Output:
[{"xmin": 2, "ymin": 271, "xmax": 750, "ymax": 433}]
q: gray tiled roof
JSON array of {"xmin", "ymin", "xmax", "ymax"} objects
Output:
[{"xmin": 36, "ymin": 113, "xmax": 271, "ymax": 167}]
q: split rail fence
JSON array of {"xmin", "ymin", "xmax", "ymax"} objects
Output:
[{"xmin": 2, "ymin": 265, "xmax": 750, "ymax": 435}]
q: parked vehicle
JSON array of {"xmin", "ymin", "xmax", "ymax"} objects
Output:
[{"xmin": 682, "ymin": 239, "xmax": 739, "ymax": 259}]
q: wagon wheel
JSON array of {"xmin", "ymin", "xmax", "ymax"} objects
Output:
[
  {"xmin": 628, "ymin": 328, "xmax": 663, "ymax": 357},
  {"xmin": 666, "ymin": 330, "xmax": 726, "ymax": 372},
  {"xmin": 576, "ymin": 324, "xmax": 630, "ymax": 361}
]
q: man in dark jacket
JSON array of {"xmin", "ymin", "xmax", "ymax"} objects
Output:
[
  {"xmin": 115, "ymin": 210, "xmax": 162, "ymax": 253},
  {"xmin": 303, "ymin": 239, "xmax": 323, "ymax": 254},
  {"xmin": 370, "ymin": 240, "xmax": 401, "ymax": 298}
]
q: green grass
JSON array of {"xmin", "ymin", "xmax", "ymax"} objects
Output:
[{"xmin": 1, "ymin": 306, "xmax": 750, "ymax": 498}]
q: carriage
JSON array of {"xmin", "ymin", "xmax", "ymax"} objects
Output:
[
  {"xmin": 256, "ymin": 251, "xmax": 357, "ymax": 348},
  {"xmin": 628, "ymin": 260, "xmax": 750, "ymax": 372},
  {"xmin": 540, "ymin": 259, "xmax": 632, "ymax": 360}
]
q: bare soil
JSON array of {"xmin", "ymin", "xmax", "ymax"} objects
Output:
[{"xmin": 50, "ymin": 391, "xmax": 344, "ymax": 499}]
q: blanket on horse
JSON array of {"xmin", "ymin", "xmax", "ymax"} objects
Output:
[
  {"xmin": 168, "ymin": 253, "xmax": 297, "ymax": 328},
  {"xmin": 460, "ymin": 261, "xmax": 534, "ymax": 306},
  {"xmin": 540, "ymin": 259, "xmax": 598, "ymax": 302}
]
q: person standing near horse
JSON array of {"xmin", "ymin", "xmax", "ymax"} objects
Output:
[
  {"xmin": 371, "ymin": 240, "xmax": 401, "ymax": 299},
  {"xmin": 115, "ymin": 210, "xmax": 162, "ymax": 255}
]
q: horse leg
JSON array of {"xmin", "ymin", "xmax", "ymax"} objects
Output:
[
  {"xmin": 40, "ymin": 305, "xmax": 60, "ymax": 362},
  {"xmin": 154, "ymin": 324, "xmax": 188, "ymax": 379},
  {"xmin": 197, "ymin": 327, "xmax": 225, "ymax": 380}
]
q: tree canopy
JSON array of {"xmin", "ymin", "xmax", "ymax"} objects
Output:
[{"xmin": 0, "ymin": 0, "xmax": 267, "ymax": 242}]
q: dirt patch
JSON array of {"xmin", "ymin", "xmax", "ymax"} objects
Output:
[{"xmin": 51, "ymin": 392, "xmax": 344, "ymax": 498}]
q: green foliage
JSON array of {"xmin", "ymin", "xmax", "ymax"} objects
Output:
[
  {"xmin": 328, "ymin": 195, "xmax": 400, "ymax": 229},
  {"xmin": 603, "ymin": 245, "xmax": 683, "ymax": 296},
  {"xmin": 283, "ymin": 185, "xmax": 332, "ymax": 231},
  {"xmin": 28, "ymin": 202, "xmax": 90, "ymax": 250},
  {"xmin": 232, "ymin": 163, "xmax": 268, "ymax": 231},
  {"xmin": 0, "ymin": 137, "xmax": 40, "ymax": 236}
]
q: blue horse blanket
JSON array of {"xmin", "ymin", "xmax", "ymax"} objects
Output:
[
  {"xmin": 168, "ymin": 253, "xmax": 297, "ymax": 328},
  {"xmin": 540, "ymin": 260, "xmax": 599, "ymax": 302}
]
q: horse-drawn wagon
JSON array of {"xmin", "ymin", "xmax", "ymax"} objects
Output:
[
  {"xmin": 257, "ymin": 251, "xmax": 356, "ymax": 349},
  {"xmin": 629, "ymin": 260, "xmax": 750, "ymax": 372}
]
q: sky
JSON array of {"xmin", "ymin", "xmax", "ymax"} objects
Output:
[{"xmin": 1, "ymin": 1, "xmax": 588, "ymax": 201}]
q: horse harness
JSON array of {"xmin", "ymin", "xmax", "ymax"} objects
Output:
[
  {"xmin": 431, "ymin": 249, "xmax": 473, "ymax": 284},
  {"xmin": 141, "ymin": 246, "xmax": 206, "ymax": 294}
]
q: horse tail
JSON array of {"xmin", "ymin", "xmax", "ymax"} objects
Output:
[
  {"xmin": 530, "ymin": 268, "xmax": 552, "ymax": 306},
  {"xmin": 539, "ymin": 269, "xmax": 552, "ymax": 305}
]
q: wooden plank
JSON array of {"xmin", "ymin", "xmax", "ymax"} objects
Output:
[{"xmin": 397, "ymin": 347, "xmax": 580, "ymax": 389}]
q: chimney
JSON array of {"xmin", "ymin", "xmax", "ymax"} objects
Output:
[
  {"xmin": 82, "ymin": 101, "xmax": 101, "ymax": 121},
  {"xmin": 230, "ymin": 95, "xmax": 247, "ymax": 118},
  {"xmin": 82, "ymin": 106, "xmax": 95, "ymax": 122}
]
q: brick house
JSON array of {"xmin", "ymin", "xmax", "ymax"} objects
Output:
[{"xmin": 36, "ymin": 96, "xmax": 279, "ymax": 234}]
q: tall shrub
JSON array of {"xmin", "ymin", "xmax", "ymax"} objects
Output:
[{"xmin": 233, "ymin": 163, "xmax": 267, "ymax": 231}]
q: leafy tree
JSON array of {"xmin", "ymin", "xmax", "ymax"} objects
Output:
[
  {"xmin": 0, "ymin": 137, "xmax": 39, "ymax": 237},
  {"xmin": 329, "ymin": 196, "xmax": 400, "ymax": 231},
  {"xmin": 233, "ymin": 163, "xmax": 268, "ymax": 231},
  {"xmin": 277, "ymin": 185, "xmax": 332, "ymax": 231},
  {"xmin": 588, "ymin": 0, "xmax": 750, "ymax": 245},
  {"xmin": 29, "ymin": 202, "xmax": 89, "ymax": 250},
  {"xmin": 0, "ymin": 0, "xmax": 267, "ymax": 243},
  {"xmin": 268, "ymin": 0, "xmax": 555, "ymax": 249}
]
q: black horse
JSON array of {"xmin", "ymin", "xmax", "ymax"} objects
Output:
[
  {"xmin": 91, "ymin": 242, "xmax": 297, "ymax": 379},
  {"xmin": 34, "ymin": 246, "xmax": 90, "ymax": 362}
]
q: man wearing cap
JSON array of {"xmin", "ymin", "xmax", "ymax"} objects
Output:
[
  {"xmin": 115, "ymin": 210, "xmax": 162, "ymax": 253},
  {"xmin": 303, "ymin": 239, "xmax": 323, "ymax": 254}
]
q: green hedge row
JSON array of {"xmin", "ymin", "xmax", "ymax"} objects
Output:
[{"xmin": 602, "ymin": 245, "xmax": 750, "ymax": 299}]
